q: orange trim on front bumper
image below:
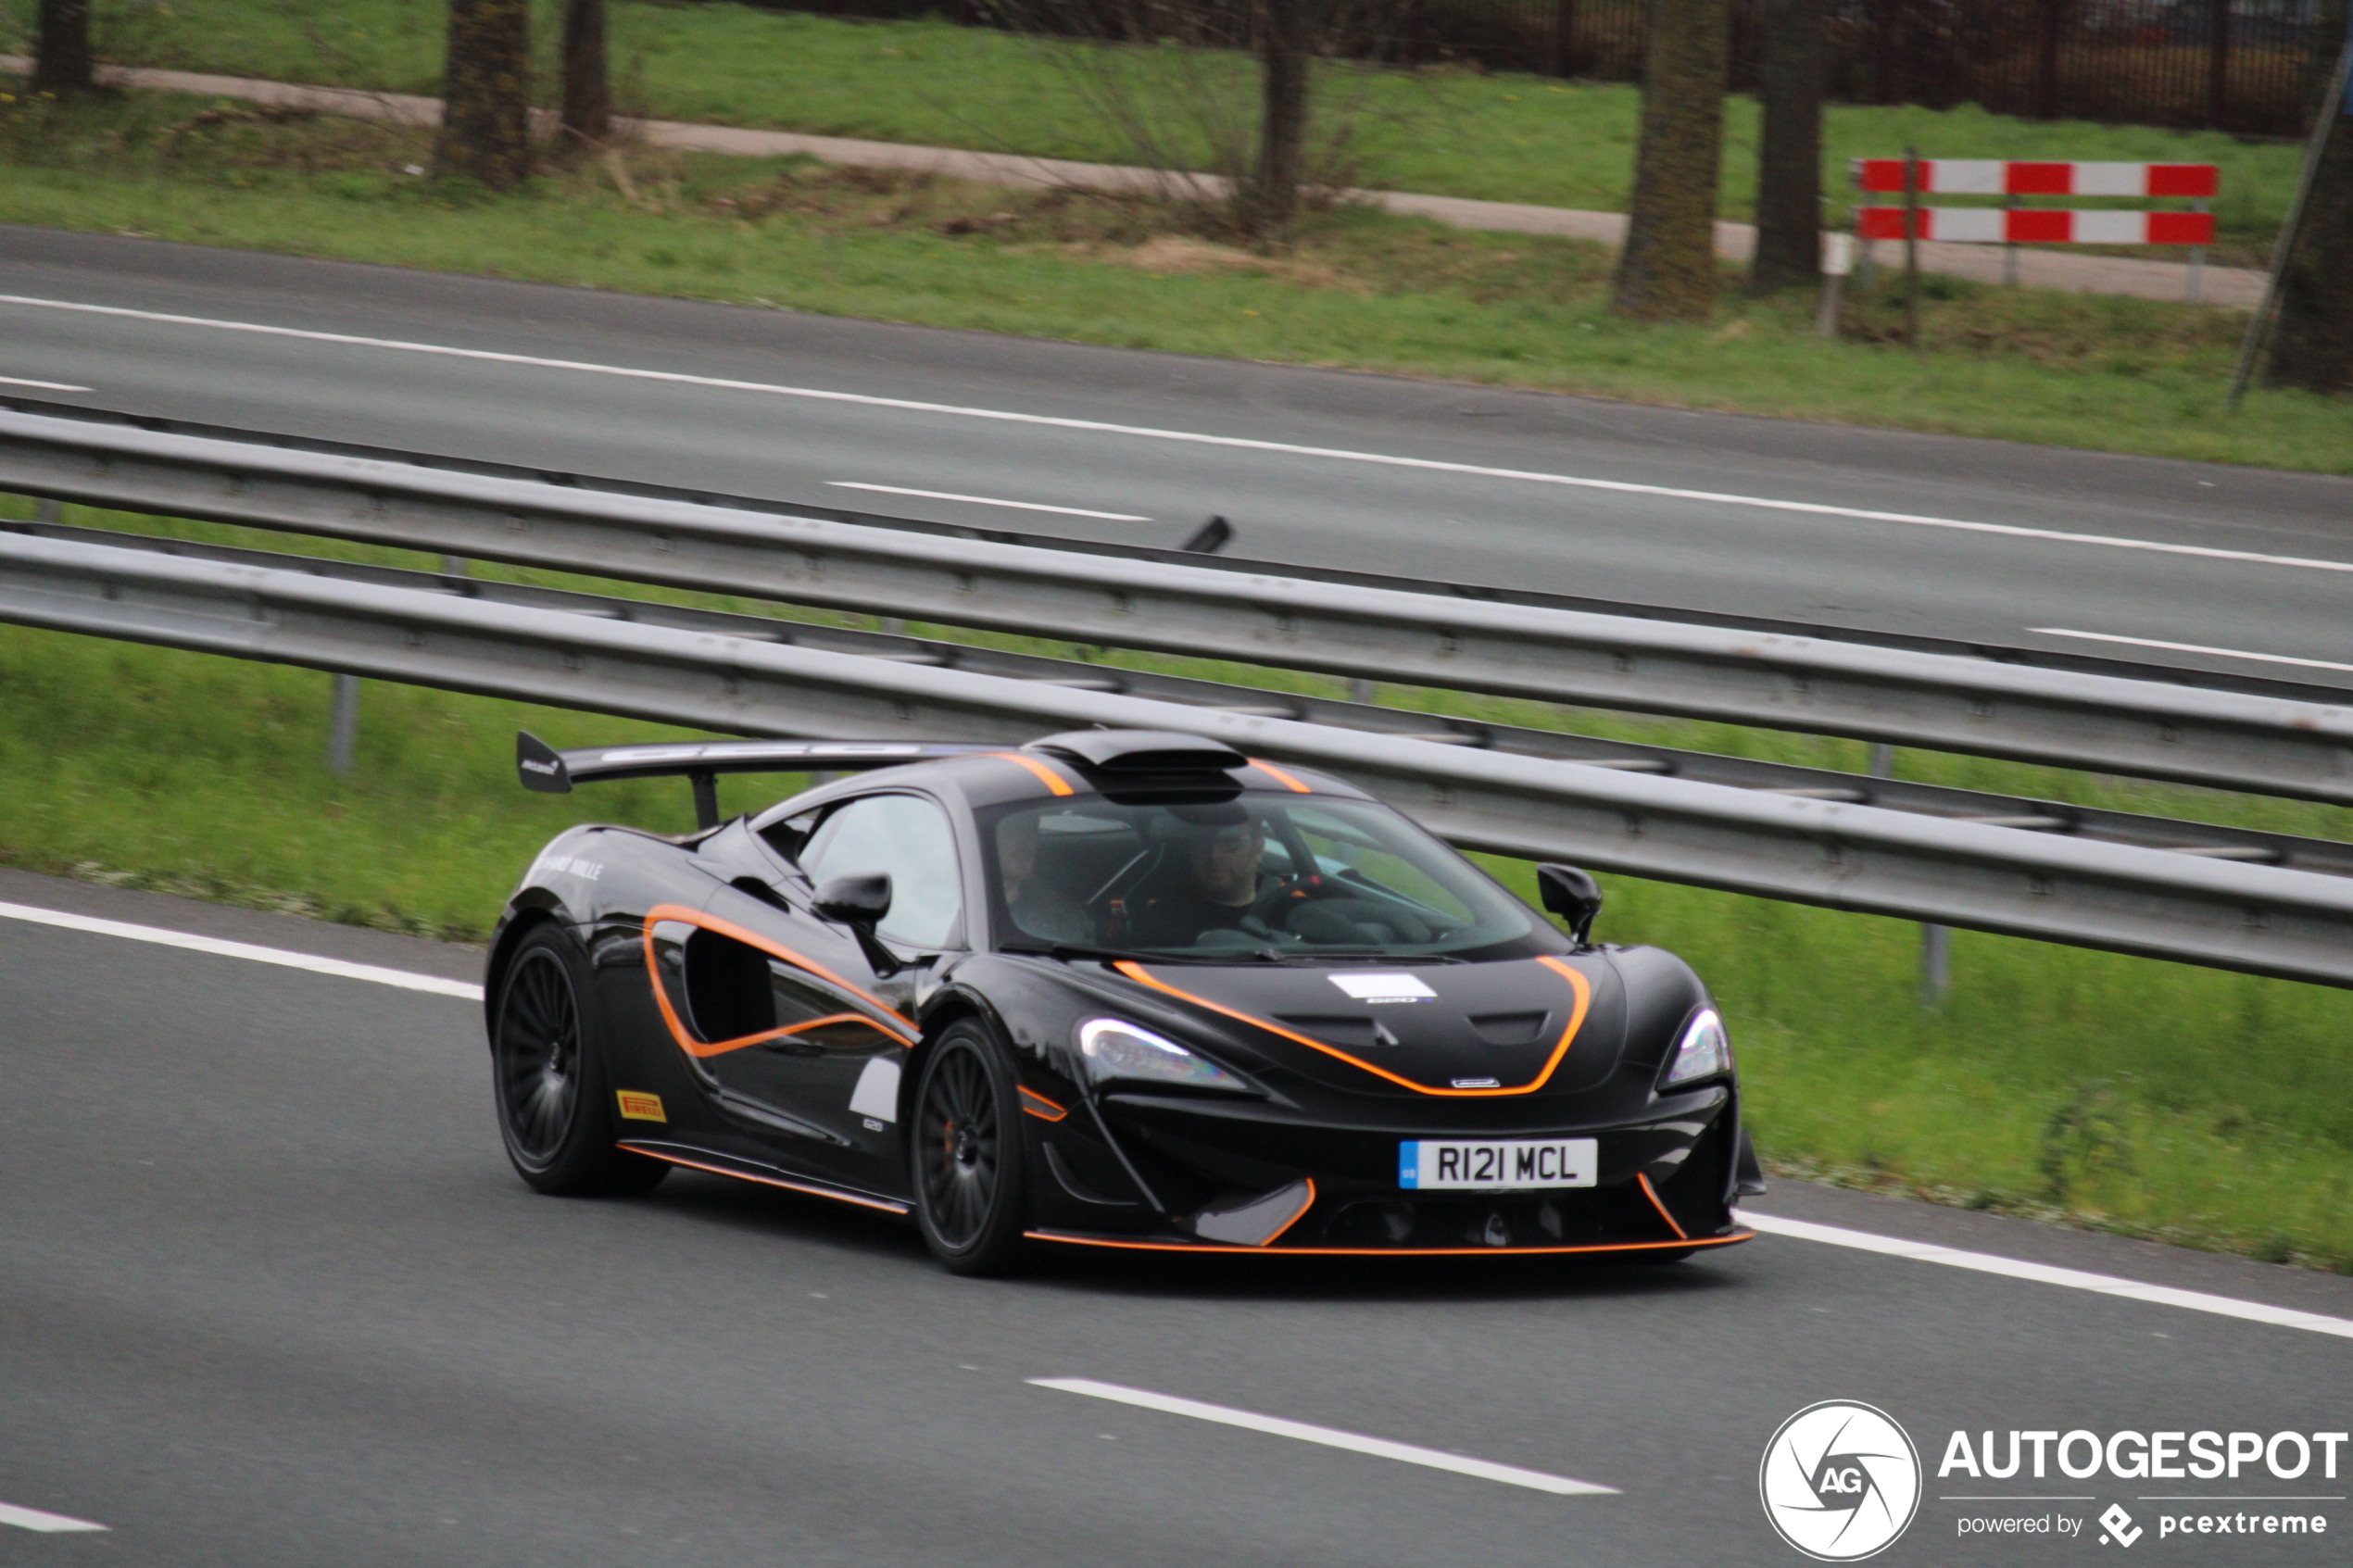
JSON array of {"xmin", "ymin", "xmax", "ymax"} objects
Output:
[
  {"xmin": 1025, "ymin": 1228, "xmax": 1752, "ymax": 1257},
  {"xmin": 1112, "ymin": 957, "xmax": 1592, "ymax": 1098},
  {"xmin": 1636, "ymin": 1172, "xmax": 1690, "ymax": 1241}
]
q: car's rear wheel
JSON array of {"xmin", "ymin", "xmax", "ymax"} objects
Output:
[
  {"xmin": 912, "ymin": 1020, "xmax": 1030, "ymax": 1275},
  {"xmin": 491, "ymin": 925, "xmax": 668, "ymax": 1197}
]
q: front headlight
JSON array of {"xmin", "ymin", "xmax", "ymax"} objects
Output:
[
  {"xmin": 1077, "ymin": 1018, "xmax": 1244, "ymax": 1091},
  {"xmin": 1662, "ymin": 1008, "xmax": 1732, "ymax": 1087}
]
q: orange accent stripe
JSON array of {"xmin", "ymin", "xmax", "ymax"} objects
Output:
[
  {"xmin": 1112, "ymin": 958, "xmax": 1592, "ymax": 1098},
  {"xmin": 987, "ymin": 751, "xmax": 1075, "ymax": 797},
  {"xmin": 1248, "ymin": 759, "xmax": 1315, "ymax": 794},
  {"xmin": 641, "ymin": 904, "xmax": 916, "ymax": 1066},
  {"xmin": 1636, "ymin": 1173, "xmax": 1690, "ymax": 1241},
  {"xmin": 619, "ymin": 1143, "xmax": 910, "ymax": 1213},
  {"xmin": 1257, "ymin": 1178, "xmax": 1316, "ymax": 1246},
  {"xmin": 1019, "ymin": 1086, "xmax": 1069, "ymax": 1122},
  {"xmin": 1025, "ymin": 1229, "xmax": 1753, "ymax": 1257}
]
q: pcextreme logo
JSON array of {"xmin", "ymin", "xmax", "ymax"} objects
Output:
[{"xmin": 1761, "ymin": 1400, "xmax": 1925, "ymax": 1562}]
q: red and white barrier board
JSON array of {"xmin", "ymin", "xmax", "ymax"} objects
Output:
[
  {"xmin": 1853, "ymin": 160, "xmax": 2220, "ymax": 197},
  {"xmin": 1856, "ymin": 207, "xmax": 2218, "ymax": 245}
]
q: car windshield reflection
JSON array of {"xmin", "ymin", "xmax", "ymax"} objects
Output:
[{"xmin": 981, "ymin": 794, "xmax": 1555, "ymax": 962}]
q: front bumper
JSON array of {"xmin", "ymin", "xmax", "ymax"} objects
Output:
[{"xmin": 1026, "ymin": 1081, "xmax": 1749, "ymax": 1254}]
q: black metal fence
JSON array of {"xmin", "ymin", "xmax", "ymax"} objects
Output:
[
  {"xmin": 1529, "ymin": 0, "xmax": 2339, "ymax": 136},
  {"xmin": 767, "ymin": 0, "xmax": 2344, "ymax": 137}
]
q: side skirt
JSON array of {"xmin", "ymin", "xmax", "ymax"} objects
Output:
[{"xmin": 618, "ymin": 1139, "xmax": 911, "ymax": 1216}]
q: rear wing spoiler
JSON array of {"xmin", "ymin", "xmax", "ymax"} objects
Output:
[{"xmin": 516, "ymin": 732, "xmax": 998, "ymax": 829}]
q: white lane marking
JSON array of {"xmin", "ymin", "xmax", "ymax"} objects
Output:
[
  {"xmin": 0, "ymin": 1500, "xmax": 107, "ymax": 1532},
  {"xmin": 1028, "ymin": 1377, "xmax": 1617, "ymax": 1495},
  {"xmin": 3, "ymin": 294, "xmax": 2343, "ymax": 577},
  {"xmin": 1740, "ymin": 1211, "xmax": 2353, "ymax": 1340},
  {"xmin": 827, "ymin": 481, "xmax": 1151, "ymax": 521},
  {"xmin": 0, "ymin": 900, "xmax": 484, "ymax": 1000},
  {"xmin": 2032, "ymin": 626, "xmax": 2353, "ymax": 677},
  {"xmin": 0, "ymin": 374, "xmax": 93, "ymax": 391}
]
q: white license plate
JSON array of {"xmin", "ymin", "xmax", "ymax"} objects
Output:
[{"xmin": 1398, "ymin": 1138, "xmax": 1596, "ymax": 1191}]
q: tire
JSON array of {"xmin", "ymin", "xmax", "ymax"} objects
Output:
[
  {"xmin": 911, "ymin": 1019, "xmax": 1031, "ymax": 1275},
  {"xmin": 490, "ymin": 924, "xmax": 668, "ymax": 1197}
]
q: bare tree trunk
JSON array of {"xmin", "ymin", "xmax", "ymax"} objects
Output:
[
  {"xmin": 31, "ymin": 0, "xmax": 94, "ymax": 94},
  {"xmin": 1244, "ymin": 0, "xmax": 1312, "ymax": 240},
  {"xmin": 2265, "ymin": 74, "xmax": 2353, "ymax": 392},
  {"xmin": 1749, "ymin": 0, "xmax": 1823, "ymax": 293},
  {"xmin": 435, "ymin": 0, "xmax": 532, "ymax": 190},
  {"xmin": 560, "ymin": 0, "xmax": 610, "ymax": 148},
  {"xmin": 1613, "ymin": 0, "xmax": 1731, "ymax": 319}
]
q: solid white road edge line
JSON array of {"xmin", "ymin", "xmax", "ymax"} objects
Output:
[
  {"xmin": 827, "ymin": 481, "xmax": 1151, "ymax": 521},
  {"xmin": 0, "ymin": 900, "xmax": 484, "ymax": 1000},
  {"xmin": 0, "ymin": 374, "xmax": 93, "ymax": 391},
  {"xmin": 2032, "ymin": 626, "xmax": 2353, "ymax": 677},
  {"xmin": 5, "ymin": 293, "xmax": 2345, "ymax": 578},
  {"xmin": 1028, "ymin": 1377, "xmax": 1617, "ymax": 1495},
  {"xmin": 0, "ymin": 1500, "xmax": 108, "ymax": 1533},
  {"xmin": 1738, "ymin": 1211, "xmax": 2353, "ymax": 1340}
]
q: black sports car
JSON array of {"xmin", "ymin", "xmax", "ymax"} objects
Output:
[{"xmin": 486, "ymin": 727, "xmax": 1761, "ymax": 1273}]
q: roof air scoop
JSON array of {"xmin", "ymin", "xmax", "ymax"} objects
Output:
[{"xmin": 1026, "ymin": 730, "xmax": 1246, "ymax": 775}]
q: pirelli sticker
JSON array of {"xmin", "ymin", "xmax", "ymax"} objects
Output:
[{"xmin": 616, "ymin": 1090, "xmax": 667, "ymax": 1123}]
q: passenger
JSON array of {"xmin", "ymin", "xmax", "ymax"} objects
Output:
[
  {"xmin": 1127, "ymin": 807, "xmax": 1266, "ymax": 948},
  {"xmin": 997, "ymin": 812, "xmax": 1092, "ymax": 945}
]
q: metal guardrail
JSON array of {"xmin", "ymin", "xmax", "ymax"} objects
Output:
[
  {"xmin": 9, "ymin": 407, "xmax": 2353, "ymax": 806},
  {"xmin": 31, "ymin": 518, "xmax": 2353, "ymax": 880},
  {"xmin": 6, "ymin": 529, "xmax": 2353, "ymax": 987}
]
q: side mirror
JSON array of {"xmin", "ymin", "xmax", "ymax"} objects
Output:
[
  {"xmin": 1537, "ymin": 864, "xmax": 1603, "ymax": 946},
  {"xmin": 814, "ymin": 872, "xmax": 892, "ymax": 926},
  {"xmin": 813, "ymin": 873, "xmax": 900, "ymax": 976}
]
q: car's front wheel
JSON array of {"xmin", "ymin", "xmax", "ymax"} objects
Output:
[
  {"xmin": 912, "ymin": 1020, "xmax": 1030, "ymax": 1275},
  {"xmin": 491, "ymin": 924, "xmax": 668, "ymax": 1197}
]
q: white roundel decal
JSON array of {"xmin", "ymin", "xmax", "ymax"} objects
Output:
[{"xmin": 1758, "ymin": 1399, "xmax": 1922, "ymax": 1562}]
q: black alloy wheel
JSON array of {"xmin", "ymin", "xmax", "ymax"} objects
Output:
[
  {"xmin": 491, "ymin": 925, "xmax": 667, "ymax": 1196},
  {"xmin": 912, "ymin": 1021, "xmax": 1030, "ymax": 1274}
]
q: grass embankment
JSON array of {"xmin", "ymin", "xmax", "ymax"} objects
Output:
[
  {"xmin": 2, "ymin": 94, "xmax": 2346, "ymax": 473},
  {"xmin": 51, "ymin": 0, "xmax": 2300, "ymax": 254},
  {"xmin": 6, "ymin": 495, "xmax": 2350, "ymax": 1274}
]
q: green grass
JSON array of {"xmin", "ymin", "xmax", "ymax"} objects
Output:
[
  {"xmin": 6, "ymin": 491, "xmax": 2351, "ymax": 1273},
  {"xmin": 38, "ymin": 0, "xmax": 2304, "ymax": 251},
  {"xmin": 0, "ymin": 93, "xmax": 2346, "ymax": 477}
]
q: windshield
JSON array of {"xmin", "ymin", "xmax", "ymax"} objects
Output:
[{"xmin": 978, "ymin": 792, "xmax": 1559, "ymax": 962}]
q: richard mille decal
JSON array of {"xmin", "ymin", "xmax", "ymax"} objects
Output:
[{"xmin": 532, "ymin": 854, "xmax": 604, "ymax": 882}]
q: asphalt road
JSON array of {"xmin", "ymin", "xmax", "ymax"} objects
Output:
[
  {"xmin": 3, "ymin": 869, "xmax": 2347, "ymax": 1567},
  {"xmin": 4, "ymin": 227, "xmax": 2353, "ymax": 694}
]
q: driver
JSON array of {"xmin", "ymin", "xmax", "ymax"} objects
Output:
[
  {"xmin": 1126, "ymin": 806, "xmax": 1267, "ymax": 947},
  {"xmin": 996, "ymin": 811, "xmax": 1092, "ymax": 945}
]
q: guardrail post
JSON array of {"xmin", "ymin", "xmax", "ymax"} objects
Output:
[
  {"xmin": 33, "ymin": 496, "xmax": 58, "ymax": 524},
  {"xmin": 1349, "ymin": 678, "xmax": 1378, "ymax": 704},
  {"xmin": 326, "ymin": 673, "xmax": 362, "ymax": 775},
  {"xmin": 1873, "ymin": 743, "xmax": 1951, "ymax": 1001},
  {"xmin": 440, "ymin": 555, "xmax": 469, "ymax": 576}
]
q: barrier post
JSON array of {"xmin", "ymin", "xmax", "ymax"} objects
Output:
[
  {"xmin": 2004, "ymin": 189, "xmax": 2020, "ymax": 285},
  {"xmin": 326, "ymin": 673, "xmax": 362, "ymax": 776},
  {"xmin": 1903, "ymin": 146, "xmax": 1922, "ymax": 348},
  {"xmin": 2188, "ymin": 196, "xmax": 2207, "ymax": 302},
  {"xmin": 1817, "ymin": 230, "xmax": 1853, "ymax": 335}
]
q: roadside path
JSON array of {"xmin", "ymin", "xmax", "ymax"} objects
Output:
[{"xmin": 4, "ymin": 57, "xmax": 2259, "ymax": 307}]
